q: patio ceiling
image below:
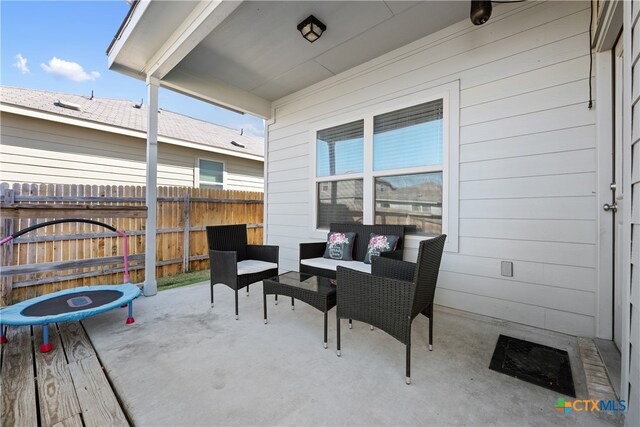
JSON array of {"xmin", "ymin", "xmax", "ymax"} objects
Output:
[{"xmin": 107, "ymin": 1, "xmax": 469, "ymax": 119}]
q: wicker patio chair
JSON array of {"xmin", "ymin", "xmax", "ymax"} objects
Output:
[
  {"xmin": 336, "ymin": 234, "xmax": 447, "ymax": 384},
  {"xmin": 206, "ymin": 224, "xmax": 279, "ymax": 319}
]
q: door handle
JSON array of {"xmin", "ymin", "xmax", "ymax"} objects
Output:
[{"xmin": 603, "ymin": 203, "xmax": 618, "ymax": 213}]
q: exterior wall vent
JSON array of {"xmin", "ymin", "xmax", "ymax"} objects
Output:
[{"xmin": 54, "ymin": 99, "xmax": 81, "ymax": 111}]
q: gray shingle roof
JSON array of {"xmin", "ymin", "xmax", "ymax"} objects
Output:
[{"xmin": 0, "ymin": 86, "xmax": 263, "ymax": 158}]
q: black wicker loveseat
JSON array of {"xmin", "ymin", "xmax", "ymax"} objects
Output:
[{"xmin": 299, "ymin": 223, "xmax": 405, "ymax": 279}]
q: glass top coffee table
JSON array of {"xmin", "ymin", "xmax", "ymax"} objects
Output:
[{"xmin": 262, "ymin": 272, "xmax": 336, "ymax": 349}]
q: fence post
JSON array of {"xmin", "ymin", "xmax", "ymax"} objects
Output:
[
  {"xmin": 1, "ymin": 188, "xmax": 15, "ymax": 305},
  {"xmin": 182, "ymin": 193, "xmax": 191, "ymax": 273}
]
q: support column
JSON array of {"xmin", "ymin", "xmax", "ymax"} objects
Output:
[{"xmin": 144, "ymin": 76, "xmax": 159, "ymax": 296}]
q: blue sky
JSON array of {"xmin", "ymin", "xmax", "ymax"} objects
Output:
[{"xmin": 0, "ymin": 1, "xmax": 265, "ymax": 137}]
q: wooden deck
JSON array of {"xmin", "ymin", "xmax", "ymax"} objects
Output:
[{"xmin": 0, "ymin": 322, "xmax": 129, "ymax": 427}]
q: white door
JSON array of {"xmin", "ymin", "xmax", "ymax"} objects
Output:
[{"xmin": 612, "ymin": 37, "xmax": 624, "ymax": 350}]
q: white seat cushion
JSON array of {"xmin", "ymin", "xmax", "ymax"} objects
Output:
[
  {"xmin": 237, "ymin": 259, "xmax": 278, "ymax": 275},
  {"xmin": 300, "ymin": 257, "xmax": 371, "ymax": 274}
]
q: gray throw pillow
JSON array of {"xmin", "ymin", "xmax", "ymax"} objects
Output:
[
  {"xmin": 323, "ymin": 232, "xmax": 356, "ymax": 261},
  {"xmin": 364, "ymin": 234, "xmax": 400, "ymax": 264}
]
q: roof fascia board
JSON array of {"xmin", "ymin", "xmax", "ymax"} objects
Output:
[
  {"xmin": 107, "ymin": 0, "xmax": 152, "ymax": 70},
  {"xmin": 145, "ymin": 1, "xmax": 243, "ymax": 79},
  {"xmin": 592, "ymin": 0, "xmax": 622, "ymax": 52},
  {"xmin": 161, "ymin": 74, "xmax": 272, "ymax": 119},
  {"xmin": 0, "ymin": 104, "xmax": 263, "ymax": 162}
]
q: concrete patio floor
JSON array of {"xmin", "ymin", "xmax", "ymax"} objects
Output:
[{"xmin": 83, "ymin": 282, "xmax": 621, "ymax": 426}]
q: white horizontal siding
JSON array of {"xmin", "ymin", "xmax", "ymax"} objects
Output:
[
  {"xmin": 460, "ymin": 150, "xmax": 596, "ymax": 181},
  {"xmin": 624, "ymin": 2, "xmax": 640, "ymax": 425},
  {"xmin": 459, "ymin": 197, "xmax": 596, "ymax": 220},
  {"xmin": 459, "ymin": 219, "xmax": 596, "ymax": 244},
  {"xmin": 437, "ymin": 271, "xmax": 594, "ymax": 316},
  {"xmin": 460, "ymin": 78, "xmax": 590, "ymax": 127},
  {"xmin": 0, "ymin": 112, "xmax": 264, "ymax": 191},
  {"xmin": 460, "ymin": 55, "xmax": 590, "ymax": 108},
  {"xmin": 460, "ymin": 126, "xmax": 595, "ymax": 163},
  {"xmin": 266, "ymin": 1, "xmax": 598, "ymax": 337},
  {"xmin": 460, "ymin": 173, "xmax": 596, "ymax": 199},
  {"xmin": 440, "ymin": 254, "xmax": 595, "ymax": 292}
]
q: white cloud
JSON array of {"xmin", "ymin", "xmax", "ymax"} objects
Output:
[
  {"xmin": 13, "ymin": 54, "xmax": 30, "ymax": 74},
  {"xmin": 41, "ymin": 57, "xmax": 100, "ymax": 82}
]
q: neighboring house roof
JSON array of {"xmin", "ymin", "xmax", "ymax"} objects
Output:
[{"xmin": 0, "ymin": 86, "xmax": 263, "ymax": 160}]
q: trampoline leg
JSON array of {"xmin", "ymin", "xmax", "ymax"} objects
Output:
[
  {"xmin": 40, "ymin": 324, "xmax": 52, "ymax": 353},
  {"xmin": 126, "ymin": 301, "xmax": 135, "ymax": 324},
  {"xmin": 0, "ymin": 324, "xmax": 7, "ymax": 344}
]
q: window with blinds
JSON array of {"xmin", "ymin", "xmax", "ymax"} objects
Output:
[
  {"xmin": 313, "ymin": 94, "xmax": 448, "ymax": 235},
  {"xmin": 199, "ymin": 159, "xmax": 223, "ymax": 189},
  {"xmin": 316, "ymin": 120, "xmax": 364, "ymax": 177},
  {"xmin": 373, "ymin": 99, "xmax": 443, "ymax": 171}
]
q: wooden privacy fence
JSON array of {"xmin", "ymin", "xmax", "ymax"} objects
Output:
[{"xmin": 0, "ymin": 183, "xmax": 263, "ymax": 305}]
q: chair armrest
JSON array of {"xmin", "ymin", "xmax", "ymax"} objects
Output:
[
  {"xmin": 247, "ymin": 245, "xmax": 279, "ymax": 264},
  {"xmin": 380, "ymin": 248, "xmax": 403, "ymax": 261},
  {"xmin": 209, "ymin": 250, "xmax": 238, "ymax": 284},
  {"xmin": 300, "ymin": 242, "xmax": 326, "ymax": 260},
  {"xmin": 336, "ymin": 266, "xmax": 415, "ymax": 333},
  {"xmin": 371, "ymin": 256, "xmax": 416, "ymax": 282}
]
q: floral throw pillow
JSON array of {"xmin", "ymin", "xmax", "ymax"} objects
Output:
[
  {"xmin": 364, "ymin": 234, "xmax": 400, "ymax": 264},
  {"xmin": 323, "ymin": 232, "xmax": 356, "ymax": 261}
]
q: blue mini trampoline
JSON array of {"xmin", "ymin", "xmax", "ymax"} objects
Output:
[{"xmin": 0, "ymin": 219, "xmax": 141, "ymax": 353}]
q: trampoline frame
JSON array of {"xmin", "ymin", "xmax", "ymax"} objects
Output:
[{"xmin": 0, "ymin": 219, "xmax": 140, "ymax": 353}]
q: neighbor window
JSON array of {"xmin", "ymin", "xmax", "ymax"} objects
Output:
[
  {"xmin": 198, "ymin": 159, "xmax": 223, "ymax": 189},
  {"xmin": 315, "ymin": 98, "xmax": 446, "ymax": 236}
]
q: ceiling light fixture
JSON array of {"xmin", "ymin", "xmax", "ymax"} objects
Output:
[{"xmin": 297, "ymin": 15, "xmax": 326, "ymax": 43}]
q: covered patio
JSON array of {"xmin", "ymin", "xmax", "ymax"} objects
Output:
[
  {"xmin": 82, "ymin": 282, "xmax": 620, "ymax": 426},
  {"xmin": 101, "ymin": 0, "xmax": 639, "ymax": 425}
]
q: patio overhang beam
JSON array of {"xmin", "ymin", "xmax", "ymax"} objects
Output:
[
  {"xmin": 161, "ymin": 71, "xmax": 273, "ymax": 119},
  {"xmin": 142, "ymin": 1, "xmax": 241, "ymax": 81},
  {"xmin": 107, "ymin": 0, "xmax": 271, "ymax": 119},
  {"xmin": 106, "ymin": 0, "xmax": 149, "ymax": 71}
]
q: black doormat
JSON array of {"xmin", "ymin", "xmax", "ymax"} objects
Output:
[{"xmin": 489, "ymin": 335, "xmax": 576, "ymax": 397}]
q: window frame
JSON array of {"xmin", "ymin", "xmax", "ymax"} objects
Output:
[
  {"xmin": 308, "ymin": 81, "xmax": 459, "ymax": 252},
  {"xmin": 195, "ymin": 157, "xmax": 226, "ymax": 190}
]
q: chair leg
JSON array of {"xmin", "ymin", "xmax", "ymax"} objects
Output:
[
  {"xmin": 336, "ymin": 314, "xmax": 341, "ymax": 357},
  {"xmin": 291, "ymin": 298, "xmax": 295, "ymax": 310},
  {"xmin": 429, "ymin": 305, "xmax": 433, "ymax": 351},
  {"xmin": 246, "ymin": 285, "xmax": 250, "ymax": 296},
  {"xmin": 275, "ymin": 294, "xmax": 278, "ymax": 305},
  {"xmin": 349, "ymin": 319, "xmax": 352, "ymax": 329},
  {"xmin": 235, "ymin": 290, "xmax": 239, "ymax": 320},
  {"xmin": 323, "ymin": 310, "xmax": 328, "ymax": 349},
  {"xmin": 210, "ymin": 284, "xmax": 214, "ymax": 308},
  {"xmin": 263, "ymin": 284, "xmax": 268, "ymax": 322},
  {"xmin": 406, "ymin": 342, "xmax": 411, "ymax": 385}
]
